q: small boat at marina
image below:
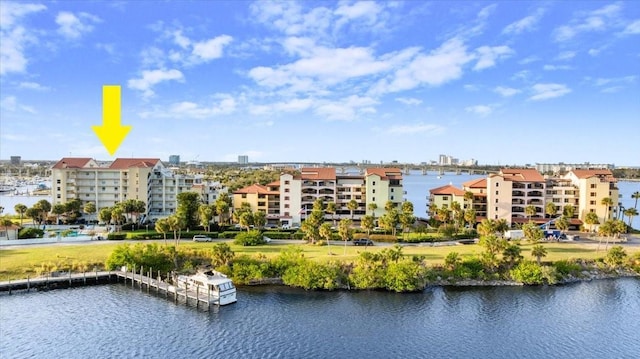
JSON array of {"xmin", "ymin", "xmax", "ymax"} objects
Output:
[
  {"xmin": 0, "ymin": 185, "xmax": 16, "ymax": 194},
  {"xmin": 176, "ymin": 270, "xmax": 237, "ymax": 305}
]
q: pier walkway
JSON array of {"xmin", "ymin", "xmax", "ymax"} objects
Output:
[{"xmin": 0, "ymin": 267, "xmax": 223, "ymax": 309}]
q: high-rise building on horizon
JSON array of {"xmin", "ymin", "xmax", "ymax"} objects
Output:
[
  {"xmin": 169, "ymin": 155, "xmax": 180, "ymax": 166},
  {"xmin": 238, "ymin": 155, "xmax": 248, "ymax": 164}
]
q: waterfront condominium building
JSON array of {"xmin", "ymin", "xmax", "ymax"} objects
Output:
[
  {"xmin": 51, "ymin": 157, "xmax": 226, "ymax": 221},
  {"xmin": 232, "ymin": 181, "xmax": 281, "ymax": 226},
  {"xmin": 234, "ymin": 167, "xmax": 404, "ymax": 228},
  {"xmin": 428, "ymin": 167, "xmax": 619, "ymax": 229}
]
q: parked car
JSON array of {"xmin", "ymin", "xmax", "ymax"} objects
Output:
[
  {"xmin": 353, "ymin": 238, "xmax": 374, "ymax": 246},
  {"xmin": 193, "ymin": 235, "xmax": 212, "ymax": 242}
]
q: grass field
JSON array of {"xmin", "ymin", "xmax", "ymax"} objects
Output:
[{"xmin": 1, "ymin": 239, "xmax": 638, "ymax": 281}]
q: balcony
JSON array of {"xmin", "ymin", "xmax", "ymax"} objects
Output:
[
  {"xmin": 512, "ymin": 190, "xmax": 525, "ymax": 197},
  {"xmin": 528, "ymin": 190, "xmax": 543, "ymax": 197}
]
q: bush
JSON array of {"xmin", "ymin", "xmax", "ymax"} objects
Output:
[
  {"xmin": 219, "ymin": 231, "xmax": 239, "ymax": 239},
  {"xmin": 553, "ymin": 260, "xmax": 582, "ymax": 278},
  {"xmin": 605, "ymin": 246, "xmax": 627, "ymax": 268},
  {"xmin": 261, "ymin": 231, "xmax": 295, "ymax": 239},
  {"xmin": 233, "ymin": 230, "xmax": 266, "ymax": 246},
  {"xmin": 384, "ymin": 261, "xmax": 428, "ymax": 292},
  {"xmin": 107, "ymin": 233, "xmax": 127, "ymax": 240},
  {"xmin": 510, "ymin": 261, "xmax": 545, "ymax": 285},
  {"xmin": 18, "ymin": 227, "xmax": 44, "ymax": 239},
  {"xmin": 282, "ymin": 260, "xmax": 344, "ymax": 290},
  {"xmin": 229, "ymin": 255, "xmax": 275, "ymax": 285}
]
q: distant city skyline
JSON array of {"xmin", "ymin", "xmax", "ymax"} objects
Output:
[{"xmin": 1, "ymin": 1, "xmax": 639, "ymax": 166}]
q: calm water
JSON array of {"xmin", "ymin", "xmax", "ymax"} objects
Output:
[{"xmin": 1, "ymin": 279, "xmax": 639, "ymax": 358}]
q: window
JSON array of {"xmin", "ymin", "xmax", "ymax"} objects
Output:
[
  {"xmin": 391, "ymin": 188, "xmax": 394, "ymax": 192},
  {"xmin": 372, "ymin": 189, "xmax": 376, "ymax": 194},
  {"xmin": 496, "ymin": 183, "xmax": 499, "ymax": 187},
  {"xmin": 57, "ymin": 187, "xmax": 61, "ymax": 191},
  {"xmin": 56, "ymin": 179, "xmax": 61, "ymax": 184},
  {"xmin": 86, "ymin": 194, "xmax": 89, "ymax": 197},
  {"xmin": 590, "ymin": 201, "xmax": 596, "ymax": 205},
  {"xmin": 284, "ymin": 196, "xmax": 290, "ymax": 200},
  {"xmin": 241, "ymin": 194, "xmax": 247, "ymax": 198},
  {"xmin": 284, "ymin": 212, "xmax": 290, "ymax": 216},
  {"xmin": 284, "ymin": 204, "xmax": 290, "ymax": 208},
  {"xmin": 590, "ymin": 192, "xmax": 596, "ymax": 197},
  {"xmin": 372, "ymin": 197, "xmax": 375, "ymax": 202},
  {"xmin": 372, "ymin": 181, "xmax": 376, "ymax": 186},
  {"xmin": 390, "ymin": 196, "xmax": 394, "ymax": 200},
  {"xmin": 285, "ymin": 188, "xmax": 290, "ymax": 193},
  {"xmin": 495, "ymin": 207, "xmax": 498, "ymax": 211},
  {"xmin": 496, "ymin": 191, "xmax": 499, "ymax": 195},
  {"xmin": 443, "ymin": 196, "xmax": 448, "ymax": 201},
  {"xmin": 495, "ymin": 199, "xmax": 498, "ymax": 203},
  {"xmin": 590, "ymin": 184, "xmax": 596, "ymax": 188},
  {"xmin": 57, "ymin": 194, "xmax": 61, "ymax": 198},
  {"xmin": 284, "ymin": 180, "xmax": 290, "ymax": 185},
  {"xmin": 114, "ymin": 187, "xmax": 118, "ymax": 191},
  {"xmin": 101, "ymin": 187, "xmax": 105, "ymax": 191}
]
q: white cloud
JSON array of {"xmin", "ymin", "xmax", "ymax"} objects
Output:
[
  {"xmin": 139, "ymin": 94, "xmax": 236, "ymax": 119},
  {"xmin": 494, "ymin": 86, "xmax": 521, "ymax": 97},
  {"xmin": 18, "ymin": 81, "xmax": 50, "ymax": 91},
  {"xmin": 518, "ymin": 56, "xmax": 539, "ymax": 65},
  {"xmin": 387, "ymin": 123, "xmax": 445, "ymax": 135},
  {"xmin": 556, "ymin": 51, "xmax": 576, "ymax": 61},
  {"xmin": 0, "ymin": 2, "xmax": 46, "ymax": 75},
  {"xmin": 465, "ymin": 105, "xmax": 492, "ymax": 116},
  {"xmin": 314, "ymin": 95, "xmax": 377, "ymax": 121},
  {"xmin": 395, "ymin": 97, "xmax": 422, "ymax": 105},
  {"xmin": 502, "ymin": 8, "xmax": 545, "ymax": 34},
  {"xmin": 127, "ymin": 69, "xmax": 184, "ymax": 98},
  {"xmin": 473, "ymin": 45, "xmax": 513, "ymax": 71},
  {"xmin": 0, "ymin": 95, "xmax": 36, "ymax": 113},
  {"xmin": 0, "ymin": 2, "xmax": 45, "ymax": 26},
  {"xmin": 529, "ymin": 83, "xmax": 571, "ymax": 101},
  {"xmin": 553, "ymin": 3, "xmax": 621, "ymax": 42},
  {"xmin": 622, "ymin": 19, "xmax": 640, "ymax": 35},
  {"xmin": 56, "ymin": 11, "xmax": 101, "ymax": 39},
  {"xmin": 375, "ymin": 37, "xmax": 473, "ymax": 94},
  {"xmin": 191, "ymin": 35, "xmax": 233, "ymax": 62},
  {"xmin": 543, "ymin": 64, "xmax": 572, "ymax": 71}
]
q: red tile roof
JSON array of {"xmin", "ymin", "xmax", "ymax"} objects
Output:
[
  {"xmin": 110, "ymin": 158, "xmax": 160, "ymax": 169},
  {"xmin": 500, "ymin": 168, "xmax": 544, "ymax": 182},
  {"xmin": 570, "ymin": 169, "xmax": 616, "ymax": 181},
  {"xmin": 300, "ymin": 167, "xmax": 336, "ymax": 180},
  {"xmin": 365, "ymin": 167, "xmax": 403, "ymax": 179},
  {"xmin": 52, "ymin": 157, "xmax": 93, "ymax": 169},
  {"xmin": 429, "ymin": 184, "xmax": 466, "ymax": 196},
  {"xmin": 233, "ymin": 183, "xmax": 279, "ymax": 195},
  {"xmin": 462, "ymin": 178, "xmax": 487, "ymax": 188}
]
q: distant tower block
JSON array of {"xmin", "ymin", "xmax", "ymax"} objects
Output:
[
  {"xmin": 169, "ymin": 155, "xmax": 180, "ymax": 166},
  {"xmin": 238, "ymin": 155, "xmax": 248, "ymax": 164},
  {"xmin": 10, "ymin": 156, "xmax": 21, "ymax": 165}
]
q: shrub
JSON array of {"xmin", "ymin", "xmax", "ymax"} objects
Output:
[
  {"xmin": 282, "ymin": 260, "xmax": 343, "ymax": 290},
  {"xmin": 107, "ymin": 233, "xmax": 127, "ymax": 240},
  {"xmin": 233, "ymin": 230, "xmax": 267, "ymax": 246},
  {"xmin": 510, "ymin": 261, "xmax": 545, "ymax": 285},
  {"xmin": 229, "ymin": 255, "xmax": 275, "ymax": 284},
  {"xmin": 18, "ymin": 227, "xmax": 44, "ymax": 239},
  {"xmin": 605, "ymin": 245, "xmax": 627, "ymax": 268},
  {"xmin": 553, "ymin": 260, "xmax": 582, "ymax": 278},
  {"xmin": 384, "ymin": 261, "xmax": 428, "ymax": 292}
]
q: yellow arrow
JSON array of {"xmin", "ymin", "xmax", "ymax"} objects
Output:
[{"xmin": 92, "ymin": 85, "xmax": 132, "ymax": 156}]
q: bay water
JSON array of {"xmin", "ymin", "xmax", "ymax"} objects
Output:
[{"xmin": 1, "ymin": 279, "xmax": 639, "ymax": 358}]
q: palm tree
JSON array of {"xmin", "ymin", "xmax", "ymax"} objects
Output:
[
  {"xmin": 360, "ymin": 215, "xmax": 375, "ymax": 236},
  {"xmin": 463, "ymin": 191, "xmax": 474, "ymax": 210},
  {"xmin": 525, "ymin": 205, "xmax": 537, "ymax": 220},
  {"xmin": 545, "ymin": 202, "xmax": 557, "ymax": 219},
  {"xmin": 155, "ymin": 218, "xmax": 170, "ymax": 245},
  {"xmin": 326, "ymin": 202, "xmax": 337, "ymax": 227},
  {"xmin": 83, "ymin": 202, "xmax": 96, "ymax": 224},
  {"xmin": 601, "ymin": 197, "xmax": 613, "ymax": 221},
  {"xmin": 338, "ymin": 218, "xmax": 353, "ymax": 255},
  {"xmin": 563, "ymin": 204, "xmax": 575, "ymax": 219},
  {"xmin": 624, "ymin": 207, "xmax": 638, "ymax": 229},
  {"xmin": 367, "ymin": 203, "xmax": 378, "ymax": 225},
  {"xmin": 585, "ymin": 211, "xmax": 600, "ymax": 234},
  {"xmin": 555, "ymin": 215, "xmax": 569, "ymax": 234},
  {"xmin": 632, "ymin": 191, "xmax": 640, "ymax": 210},
  {"xmin": 347, "ymin": 199, "xmax": 358, "ymax": 221},
  {"xmin": 14, "ymin": 203, "xmax": 27, "ymax": 227},
  {"xmin": 319, "ymin": 222, "xmax": 333, "ymax": 254},
  {"xmin": 531, "ymin": 244, "xmax": 547, "ymax": 265}
]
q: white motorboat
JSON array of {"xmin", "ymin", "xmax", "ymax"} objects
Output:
[{"xmin": 176, "ymin": 270, "xmax": 237, "ymax": 305}]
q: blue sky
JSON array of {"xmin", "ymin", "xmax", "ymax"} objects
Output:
[{"xmin": 1, "ymin": 1, "xmax": 639, "ymax": 166}]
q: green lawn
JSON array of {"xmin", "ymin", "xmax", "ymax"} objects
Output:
[{"xmin": 1, "ymin": 240, "xmax": 637, "ymax": 281}]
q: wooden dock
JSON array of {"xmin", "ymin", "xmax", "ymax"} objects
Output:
[{"xmin": 0, "ymin": 267, "xmax": 222, "ymax": 309}]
